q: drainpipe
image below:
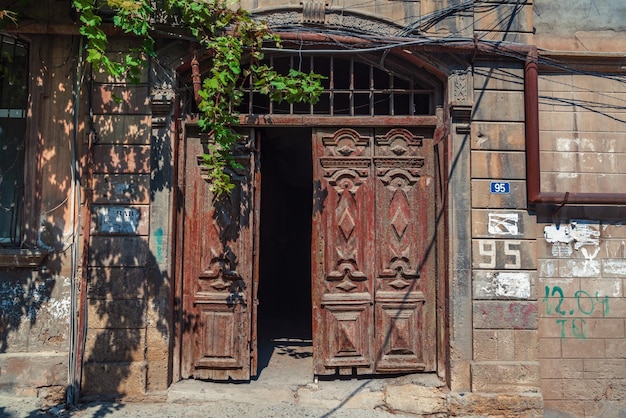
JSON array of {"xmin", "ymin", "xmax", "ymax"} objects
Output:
[
  {"xmin": 191, "ymin": 56, "xmax": 202, "ymax": 106},
  {"xmin": 524, "ymin": 48, "xmax": 626, "ymax": 206},
  {"xmin": 66, "ymin": 35, "xmax": 83, "ymax": 406}
]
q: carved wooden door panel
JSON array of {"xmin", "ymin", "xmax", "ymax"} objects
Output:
[
  {"xmin": 312, "ymin": 127, "xmax": 436, "ymax": 375},
  {"xmin": 181, "ymin": 131, "xmax": 258, "ymax": 380}
]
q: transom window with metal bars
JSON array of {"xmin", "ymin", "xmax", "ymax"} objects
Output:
[
  {"xmin": 237, "ymin": 54, "xmax": 438, "ymax": 116},
  {"xmin": 0, "ymin": 34, "xmax": 29, "ymax": 246}
]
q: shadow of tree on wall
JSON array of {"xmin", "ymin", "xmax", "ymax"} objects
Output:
[
  {"xmin": 0, "ymin": 33, "xmax": 79, "ymax": 405},
  {"xmin": 78, "ymin": 44, "xmax": 176, "ymax": 405}
]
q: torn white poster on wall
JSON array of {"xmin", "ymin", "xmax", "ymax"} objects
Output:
[{"xmin": 544, "ymin": 221, "xmax": 600, "ymax": 254}]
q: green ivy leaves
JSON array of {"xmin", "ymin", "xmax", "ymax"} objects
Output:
[{"xmin": 71, "ymin": 0, "xmax": 324, "ymax": 195}]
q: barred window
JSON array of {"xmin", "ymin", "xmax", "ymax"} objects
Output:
[
  {"xmin": 237, "ymin": 54, "xmax": 438, "ymax": 116},
  {"xmin": 0, "ymin": 34, "xmax": 28, "ymax": 246}
]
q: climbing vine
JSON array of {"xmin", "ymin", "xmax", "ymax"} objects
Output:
[{"xmin": 4, "ymin": 0, "xmax": 324, "ymax": 194}]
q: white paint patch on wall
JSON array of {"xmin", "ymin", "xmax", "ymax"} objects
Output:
[
  {"xmin": 494, "ymin": 272, "xmax": 531, "ymax": 299},
  {"xmin": 46, "ymin": 297, "xmax": 71, "ymax": 321},
  {"xmin": 539, "ymin": 260, "xmax": 557, "ymax": 278},
  {"xmin": 474, "ymin": 271, "xmax": 532, "ymax": 300},
  {"xmin": 571, "ymin": 260, "xmax": 601, "ymax": 277},
  {"xmin": 604, "ymin": 259, "xmax": 626, "ymax": 277},
  {"xmin": 488, "ymin": 213, "xmax": 520, "ymax": 235}
]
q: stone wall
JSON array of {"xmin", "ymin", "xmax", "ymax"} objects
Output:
[
  {"xmin": 81, "ymin": 38, "xmax": 174, "ymax": 399},
  {"xmin": 469, "ymin": 58, "xmax": 541, "ymax": 395},
  {"xmin": 537, "ymin": 71, "xmax": 626, "ymax": 416}
]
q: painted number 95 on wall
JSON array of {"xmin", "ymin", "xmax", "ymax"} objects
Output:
[{"xmin": 490, "ymin": 181, "xmax": 510, "ymax": 194}]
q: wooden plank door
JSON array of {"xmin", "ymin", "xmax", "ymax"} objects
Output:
[
  {"xmin": 312, "ymin": 127, "xmax": 436, "ymax": 376},
  {"xmin": 181, "ymin": 130, "xmax": 259, "ymax": 380}
]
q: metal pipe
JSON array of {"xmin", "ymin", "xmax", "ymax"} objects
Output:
[{"xmin": 524, "ymin": 48, "xmax": 626, "ymax": 206}]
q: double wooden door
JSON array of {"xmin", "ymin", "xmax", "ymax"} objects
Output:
[{"xmin": 180, "ymin": 127, "xmax": 437, "ymax": 380}]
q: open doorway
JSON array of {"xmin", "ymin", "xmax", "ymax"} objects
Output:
[{"xmin": 256, "ymin": 128, "xmax": 313, "ymax": 378}]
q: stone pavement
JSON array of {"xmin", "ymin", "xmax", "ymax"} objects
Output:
[{"xmin": 0, "ymin": 335, "xmax": 448, "ymax": 417}]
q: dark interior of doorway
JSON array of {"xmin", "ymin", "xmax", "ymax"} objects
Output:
[{"xmin": 256, "ymin": 128, "xmax": 313, "ymax": 377}]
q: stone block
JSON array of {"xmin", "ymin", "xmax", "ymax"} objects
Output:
[
  {"xmin": 539, "ymin": 111, "xmax": 576, "ymax": 132},
  {"xmin": 540, "ymin": 172, "xmax": 600, "ymax": 195},
  {"xmin": 473, "ymin": 62, "xmax": 525, "ymax": 92},
  {"xmin": 539, "ymin": 358, "xmax": 583, "ymax": 379},
  {"xmin": 93, "ymin": 174, "xmax": 150, "ymax": 204},
  {"xmin": 583, "ymin": 318, "xmax": 625, "ymax": 339},
  {"xmin": 559, "ymin": 259, "xmax": 602, "ymax": 278},
  {"xmin": 539, "ymin": 338, "xmax": 562, "ymax": 359},
  {"xmin": 90, "ymin": 84, "xmax": 150, "ymax": 115},
  {"xmin": 471, "ymin": 361, "xmax": 541, "ymax": 392},
  {"xmin": 473, "ymin": 330, "xmax": 498, "ymax": 361},
  {"xmin": 603, "ymin": 259, "xmax": 626, "ymax": 277},
  {"xmin": 88, "ymin": 236, "xmax": 152, "ymax": 267},
  {"xmin": 474, "ymin": 270, "xmax": 536, "ymax": 300},
  {"xmin": 384, "ymin": 384, "xmax": 447, "ymax": 415},
  {"xmin": 471, "ymin": 150, "xmax": 526, "ymax": 179},
  {"xmin": 471, "ymin": 91, "xmax": 525, "ymax": 122},
  {"xmin": 86, "ymin": 299, "xmax": 147, "ymax": 329},
  {"xmin": 540, "ymin": 378, "xmax": 565, "ymax": 400},
  {"xmin": 0, "ymin": 353, "xmax": 67, "ymax": 394},
  {"xmin": 604, "ymin": 240, "xmax": 626, "ymax": 259},
  {"xmin": 448, "ymin": 392, "xmax": 543, "ymax": 417},
  {"xmin": 146, "ymin": 326, "xmax": 170, "ymax": 363},
  {"xmin": 471, "ymin": 122, "xmax": 525, "ymax": 151},
  {"xmin": 472, "ymin": 239, "xmax": 537, "ymax": 270},
  {"xmin": 472, "ymin": 209, "xmax": 540, "ymax": 239},
  {"xmin": 582, "ymin": 359, "xmax": 626, "ymax": 379},
  {"xmin": 605, "ymin": 338, "xmax": 626, "ymax": 358},
  {"xmin": 87, "ymin": 267, "xmax": 149, "ymax": 299},
  {"xmin": 471, "ymin": 179, "xmax": 527, "ymax": 209},
  {"xmin": 544, "ymin": 399, "xmax": 604, "ymax": 418},
  {"xmin": 82, "ymin": 361, "xmax": 147, "ymax": 398},
  {"xmin": 538, "ymin": 259, "xmax": 559, "ymax": 278},
  {"xmin": 561, "ymin": 338, "xmax": 606, "ymax": 359},
  {"xmin": 515, "ymin": 329, "xmax": 539, "ymax": 361},
  {"xmin": 146, "ymin": 360, "xmax": 170, "ymax": 392},
  {"xmin": 90, "ymin": 115, "xmax": 151, "ymax": 145},
  {"xmin": 92, "ymin": 145, "xmax": 151, "ymax": 174},
  {"xmin": 538, "ymin": 278, "xmax": 580, "ymax": 296},
  {"xmin": 84, "ymin": 328, "xmax": 145, "ymax": 363},
  {"xmin": 341, "ymin": 389, "xmax": 385, "ymax": 410},
  {"xmin": 473, "ymin": 301, "xmax": 538, "ymax": 329},
  {"xmin": 561, "ymin": 379, "xmax": 614, "ymax": 401}
]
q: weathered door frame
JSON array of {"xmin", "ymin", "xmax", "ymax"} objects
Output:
[{"xmin": 172, "ymin": 48, "xmax": 450, "ymax": 383}]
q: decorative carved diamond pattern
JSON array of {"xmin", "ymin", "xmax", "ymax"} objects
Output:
[
  {"xmin": 336, "ymin": 281, "xmax": 358, "ymax": 292},
  {"xmin": 389, "ymin": 189, "xmax": 410, "ymax": 240},
  {"xmin": 337, "ymin": 189, "xmax": 356, "ymax": 240},
  {"xmin": 389, "ymin": 279, "xmax": 410, "ymax": 290}
]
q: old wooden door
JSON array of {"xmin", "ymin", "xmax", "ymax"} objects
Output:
[
  {"xmin": 180, "ymin": 130, "xmax": 259, "ymax": 380},
  {"xmin": 312, "ymin": 127, "xmax": 437, "ymax": 375}
]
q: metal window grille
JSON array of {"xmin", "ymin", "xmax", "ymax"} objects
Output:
[
  {"xmin": 0, "ymin": 34, "xmax": 28, "ymax": 246},
  {"xmin": 238, "ymin": 54, "xmax": 436, "ymax": 116}
]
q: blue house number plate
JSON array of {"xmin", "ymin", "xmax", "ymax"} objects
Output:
[{"xmin": 490, "ymin": 181, "xmax": 511, "ymax": 194}]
